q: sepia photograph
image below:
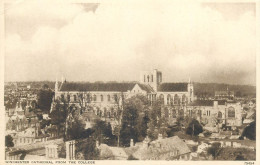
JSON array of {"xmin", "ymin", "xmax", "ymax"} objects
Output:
[{"xmin": 2, "ymin": 0, "xmax": 258, "ymax": 163}]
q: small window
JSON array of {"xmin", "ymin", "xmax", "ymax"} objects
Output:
[
  {"xmin": 151, "ymin": 75, "xmax": 153, "ymax": 82},
  {"xmin": 93, "ymin": 95, "xmax": 96, "ymax": 101},
  {"xmin": 101, "ymin": 95, "xmax": 103, "ymax": 102},
  {"xmin": 107, "ymin": 95, "xmax": 110, "ymax": 101}
]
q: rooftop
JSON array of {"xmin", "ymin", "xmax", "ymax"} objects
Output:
[{"xmin": 158, "ymin": 83, "xmax": 188, "ymax": 92}]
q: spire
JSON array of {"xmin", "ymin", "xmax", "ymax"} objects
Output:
[{"xmin": 55, "ymin": 76, "xmax": 58, "ymax": 93}]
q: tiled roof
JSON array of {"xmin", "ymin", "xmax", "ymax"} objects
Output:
[
  {"xmin": 158, "ymin": 83, "xmax": 188, "ymax": 92},
  {"xmin": 60, "ymin": 82, "xmax": 153, "ymax": 92},
  {"xmin": 133, "ymin": 136, "xmax": 191, "ymax": 160},
  {"xmin": 137, "ymin": 84, "xmax": 154, "ymax": 93},
  {"xmin": 60, "ymin": 82, "xmax": 136, "ymax": 92}
]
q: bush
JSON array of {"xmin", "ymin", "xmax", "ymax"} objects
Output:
[{"xmin": 203, "ymin": 131, "xmax": 212, "ymax": 137}]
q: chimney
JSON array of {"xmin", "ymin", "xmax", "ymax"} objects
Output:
[
  {"xmin": 214, "ymin": 101, "xmax": 218, "ymax": 109},
  {"xmin": 158, "ymin": 133, "xmax": 163, "ymax": 140},
  {"xmin": 130, "ymin": 139, "xmax": 134, "ymax": 147}
]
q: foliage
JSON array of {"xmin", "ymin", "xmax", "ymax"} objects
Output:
[
  {"xmin": 216, "ymin": 148, "xmax": 255, "ymax": 160},
  {"xmin": 76, "ymin": 137, "xmax": 100, "ymax": 160},
  {"xmin": 128, "ymin": 155, "xmax": 139, "ymax": 160},
  {"xmin": 120, "ymin": 95, "xmax": 149, "ymax": 146},
  {"xmin": 40, "ymin": 119, "xmax": 51, "ymax": 129},
  {"xmin": 37, "ymin": 89, "xmax": 54, "ymax": 113},
  {"xmin": 242, "ymin": 121, "xmax": 256, "ymax": 140},
  {"xmin": 66, "ymin": 115, "xmax": 86, "ymax": 141},
  {"xmin": 5, "ymin": 135, "xmax": 14, "ymax": 147},
  {"xmin": 92, "ymin": 120, "xmax": 116, "ymax": 145},
  {"xmin": 186, "ymin": 119, "xmax": 203, "ymax": 137},
  {"xmin": 203, "ymin": 131, "xmax": 212, "ymax": 137},
  {"xmin": 147, "ymin": 100, "xmax": 168, "ymax": 140},
  {"xmin": 207, "ymin": 142, "xmax": 222, "ymax": 160}
]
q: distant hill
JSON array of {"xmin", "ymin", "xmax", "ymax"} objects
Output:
[{"xmin": 193, "ymin": 83, "xmax": 256, "ymax": 98}]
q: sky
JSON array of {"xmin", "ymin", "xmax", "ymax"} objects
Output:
[{"xmin": 4, "ymin": 1, "xmax": 256, "ymax": 85}]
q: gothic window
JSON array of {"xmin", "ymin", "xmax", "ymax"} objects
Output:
[
  {"xmin": 167, "ymin": 94, "xmax": 171, "ymax": 105},
  {"xmin": 67, "ymin": 95, "xmax": 70, "ymax": 102},
  {"xmin": 182, "ymin": 95, "xmax": 186, "ymax": 104},
  {"xmin": 87, "ymin": 94, "xmax": 90, "ymax": 102},
  {"xmin": 147, "ymin": 75, "xmax": 150, "ymax": 82},
  {"xmin": 228, "ymin": 107, "xmax": 235, "ymax": 118},
  {"xmin": 114, "ymin": 94, "xmax": 118, "ymax": 102},
  {"xmin": 107, "ymin": 95, "xmax": 110, "ymax": 101},
  {"xmin": 93, "ymin": 95, "xmax": 96, "ymax": 102},
  {"xmin": 144, "ymin": 75, "xmax": 146, "ymax": 82},
  {"xmin": 172, "ymin": 109, "xmax": 176, "ymax": 118},
  {"xmin": 73, "ymin": 95, "xmax": 76, "ymax": 102},
  {"xmin": 101, "ymin": 95, "xmax": 103, "ymax": 102},
  {"xmin": 151, "ymin": 75, "xmax": 153, "ymax": 82},
  {"xmin": 159, "ymin": 94, "xmax": 164, "ymax": 103},
  {"xmin": 218, "ymin": 111, "xmax": 222, "ymax": 118},
  {"xmin": 174, "ymin": 94, "xmax": 179, "ymax": 105}
]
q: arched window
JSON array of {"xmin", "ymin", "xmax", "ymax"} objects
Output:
[
  {"xmin": 107, "ymin": 95, "xmax": 110, "ymax": 101},
  {"xmin": 174, "ymin": 94, "xmax": 179, "ymax": 105},
  {"xmin": 114, "ymin": 94, "xmax": 118, "ymax": 102},
  {"xmin": 159, "ymin": 94, "xmax": 164, "ymax": 103},
  {"xmin": 218, "ymin": 111, "xmax": 222, "ymax": 118},
  {"xmin": 167, "ymin": 94, "xmax": 171, "ymax": 105},
  {"xmin": 101, "ymin": 95, "xmax": 103, "ymax": 102},
  {"xmin": 93, "ymin": 94, "xmax": 96, "ymax": 102},
  {"xmin": 87, "ymin": 94, "xmax": 90, "ymax": 102},
  {"xmin": 182, "ymin": 95, "xmax": 186, "ymax": 104},
  {"xmin": 151, "ymin": 75, "xmax": 153, "ymax": 82},
  {"xmin": 147, "ymin": 75, "xmax": 150, "ymax": 82},
  {"xmin": 144, "ymin": 75, "xmax": 146, "ymax": 82},
  {"xmin": 67, "ymin": 95, "xmax": 70, "ymax": 102},
  {"xmin": 228, "ymin": 107, "xmax": 235, "ymax": 118},
  {"xmin": 73, "ymin": 95, "xmax": 77, "ymax": 102},
  {"xmin": 172, "ymin": 109, "xmax": 176, "ymax": 118}
]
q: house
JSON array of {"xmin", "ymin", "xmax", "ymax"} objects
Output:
[{"xmin": 132, "ymin": 136, "xmax": 191, "ymax": 160}]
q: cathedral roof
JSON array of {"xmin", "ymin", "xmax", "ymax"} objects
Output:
[
  {"xmin": 158, "ymin": 83, "xmax": 188, "ymax": 92},
  {"xmin": 59, "ymin": 82, "xmax": 152, "ymax": 92}
]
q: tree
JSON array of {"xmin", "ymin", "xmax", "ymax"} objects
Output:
[
  {"xmin": 37, "ymin": 89, "xmax": 54, "ymax": 113},
  {"xmin": 5, "ymin": 135, "xmax": 14, "ymax": 147},
  {"xmin": 76, "ymin": 137, "xmax": 100, "ymax": 160},
  {"xmin": 119, "ymin": 95, "xmax": 149, "ymax": 146},
  {"xmin": 49, "ymin": 101, "xmax": 66, "ymax": 137},
  {"xmin": 147, "ymin": 100, "xmax": 169, "ymax": 140},
  {"xmin": 120, "ymin": 104, "xmax": 139, "ymax": 146},
  {"xmin": 186, "ymin": 119, "xmax": 203, "ymax": 137},
  {"xmin": 242, "ymin": 121, "xmax": 256, "ymax": 140},
  {"xmin": 207, "ymin": 142, "xmax": 222, "ymax": 160},
  {"xmin": 92, "ymin": 120, "xmax": 116, "ymax": 145}
]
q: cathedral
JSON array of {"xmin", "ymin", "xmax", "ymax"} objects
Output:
[{"xmin": 53, "ymin": 69, "xmax": 194, "ymax": 118}]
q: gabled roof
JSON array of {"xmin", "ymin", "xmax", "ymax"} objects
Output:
[
  {"xmin": 60, "ymin": 82, "xmax": 136, "ymax": 92},
  {"xmin": 137, "ymin": 84, "xmax": 154, "ymax": 93},
  {"xmin": 158, "ymin": 83, "xmax": 188, "ymax": 92},
  {"xmin": 59, "ymin": 82, "xmax": 153, "ymax": 93},
  {"xmin": 133, "ymin": 136, "xmax": 191, "ymax": 160}
]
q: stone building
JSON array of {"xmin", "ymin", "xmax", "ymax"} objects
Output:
[
  {"xmin": 53, "ymin": 69, "xmax": 194, "ymax": 119},
  {"xmin": 186, "ymin": 100, "xmax": 243, "ymax": 129}
]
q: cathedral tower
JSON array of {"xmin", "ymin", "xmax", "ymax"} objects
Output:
[{"xmin": 140, "ymin": 69, "xmax": 162, "ymax": 92}]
